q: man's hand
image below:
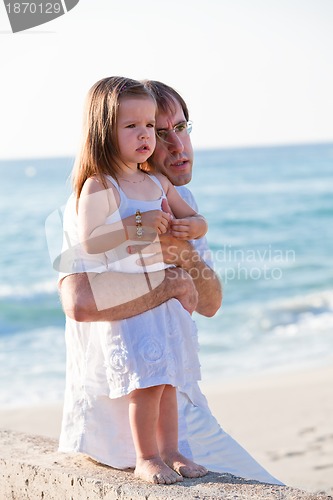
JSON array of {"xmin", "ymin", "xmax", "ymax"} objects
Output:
[
  {"xmin": 127, "ymin": 233, "xmax": 222, "ymax": 317},
  {"xmin": 127, "ymin": 233, "xmax": 191, "ymax": 268},
  {"xmin": 165, "ymin": 267, "xmax": 198, "ymax": 314}
]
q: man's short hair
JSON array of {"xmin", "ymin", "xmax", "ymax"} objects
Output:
[{"xmin": 143, "ymin": 80, "xmax": 189, "ymax": 121}]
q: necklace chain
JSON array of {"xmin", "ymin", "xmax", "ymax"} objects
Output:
[{"xmin": 119, "ymin": 173, "xmax": 146, "ymax": 184}]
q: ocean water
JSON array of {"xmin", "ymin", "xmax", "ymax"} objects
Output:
[{"xmin": 0, "ymin": 145, "xmax": 332, "ymax": 407}]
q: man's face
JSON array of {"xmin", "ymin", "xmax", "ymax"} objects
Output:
[{"xmin": 150, "ymin": 99, "xmax": 194, "ymax": 186}]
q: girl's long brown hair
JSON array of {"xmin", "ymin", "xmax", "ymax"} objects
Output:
[{"xmin": 72, "ymin": 76, "xmax": 156, "ymax": 201}]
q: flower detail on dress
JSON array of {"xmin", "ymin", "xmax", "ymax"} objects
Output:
[
  {"xmin": 108, "ymin": 345, "xmax": 129, "ymax": 374},
  {"xmin": 139, "ymin": 338, "xmax": 164, "ymax": 364}
]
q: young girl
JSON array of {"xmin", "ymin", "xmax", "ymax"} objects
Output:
[{"xmin": 72, "ymin": 76, "xmax": 208, "ymax": 484}]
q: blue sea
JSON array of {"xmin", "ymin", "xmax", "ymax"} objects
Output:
[{"xmin": 1, "ymin": 144, "xmax": 332, "ymax": 407}]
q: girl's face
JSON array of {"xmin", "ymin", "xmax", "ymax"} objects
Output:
[{"xmin": 116, "ymin": 97, "xmax": 156, "ymax": 169}]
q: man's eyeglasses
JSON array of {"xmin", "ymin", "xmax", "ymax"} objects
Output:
[{"xmin": 156, "ymin": 120, "xmax": 193, "ymax": 141}]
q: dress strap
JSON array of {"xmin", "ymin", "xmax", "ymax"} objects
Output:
[
  {"xmin": 148, "ymin": 174, "xmax": 166, "ymax": 198},
  {"xmin": 105, "ymin": 175, "xmax": 121, "ymax": 193}
]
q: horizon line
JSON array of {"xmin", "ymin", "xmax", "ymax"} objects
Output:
[{"xmin": 0, "ymin": 139, "xmax": 332, "ymax": 163}]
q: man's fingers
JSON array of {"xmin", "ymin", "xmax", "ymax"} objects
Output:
[
  {"xmin": 126, "ymin": 242, "xmax": 163, "ymax": 266},
  {"xmin": 179, "ymin": 292, "xmax": 198, "ymax": 315},
  {"xmin": 136, "ymin": 253, "xmax": 163, "ymax": 266},
  {"xmin": 170, "ymin": 231, "xmax": 188, "ymax": 239},
  {"xmin": 127, "ymin": 242, "xmax": 160, "ymax": 255}
]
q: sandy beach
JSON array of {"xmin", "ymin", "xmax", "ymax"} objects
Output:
[{"xmin": 1, "ymin": 365, "xmax": 332, "ymax": 496}]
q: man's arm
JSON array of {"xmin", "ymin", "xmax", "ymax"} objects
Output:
[
  {"xmin": 129, "ymin": 235, "xmax": 222, "ymax": 317},
  {"xmin": 60, "ymin": 266, "xmax": 198, "ymax": 322},
  {"xmin": 177, "ymin": 242, "xmax": 222, "ymax": 317}
]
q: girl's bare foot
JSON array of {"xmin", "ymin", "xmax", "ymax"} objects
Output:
[
  {"xmin": 134, "ymin": 456, "xmax": 183, "ymax": 484},
  {"xmin": 162, "ymin": 451, "xmax": 208, "ymax": 478}
]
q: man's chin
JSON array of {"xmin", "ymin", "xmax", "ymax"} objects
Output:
[
  {"xmin": 169, "ymin": 172, "xmax": 192, "ymax": 187},
  {"xmin": 171, "ymin": 176, "xmax": 192, "ymax": 187}
]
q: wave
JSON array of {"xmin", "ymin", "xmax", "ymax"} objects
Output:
[
  {"xmin": 198, "ymin": 289, "xmax": 333, "ymax": 380},
  {"xmin": 0, "ymin": 325, "xmax": 66, "ymax": 407},
  {"xmin": 0, "ymin": 280, "xmax": 63, "ymax": 336},
  {"xmin": 210, "ymin": 288, "xmax": 333, "ymax": 344},
  {"xmin": 256, "ymin": 289, "xmax": 333, "ymax": 336},
  {"xmin": 0, "ymin": 280, "xmax": 58, "ymax": 299}
]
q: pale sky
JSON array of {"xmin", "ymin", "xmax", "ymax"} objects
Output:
[{"xmin": 1, "ymin": 0, "xmax": 332, "ymax": 159}]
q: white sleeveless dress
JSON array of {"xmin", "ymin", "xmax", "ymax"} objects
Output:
[
  {"xmin": 90, "ymin": 174, "xmax": 201, "ymax": 399},
  {"xmin": 58, "ymin": 184, "xmax": 283, "ymax": 485}
]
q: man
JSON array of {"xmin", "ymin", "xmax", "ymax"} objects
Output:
[
  {"xmin": 60, "ymin": 81, "xmax": 221, "ymax": 322},
  {"xmin": 58, "ymin": 80, "xmax": 282, "ymax": 485}
]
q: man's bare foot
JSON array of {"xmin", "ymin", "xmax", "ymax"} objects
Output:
[
  {"xmin": 134, "ymin": 456, "xmax": 183, "ymax": 484},
  {"xmin": 162, "ymin": 451, "xmax": 208, "ymax": 478}
]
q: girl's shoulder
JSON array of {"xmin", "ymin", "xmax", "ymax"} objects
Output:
[
  {"xmin": 82, "ymin": 175, "xmax": 118, "ymax": 195},
  {"xmin": 80, "ymin": 175, "xmax": 120, "ymax": 214},
  {"xmin": 82, "ymin": 175, "xmax": 105, "ymax": 194}
]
